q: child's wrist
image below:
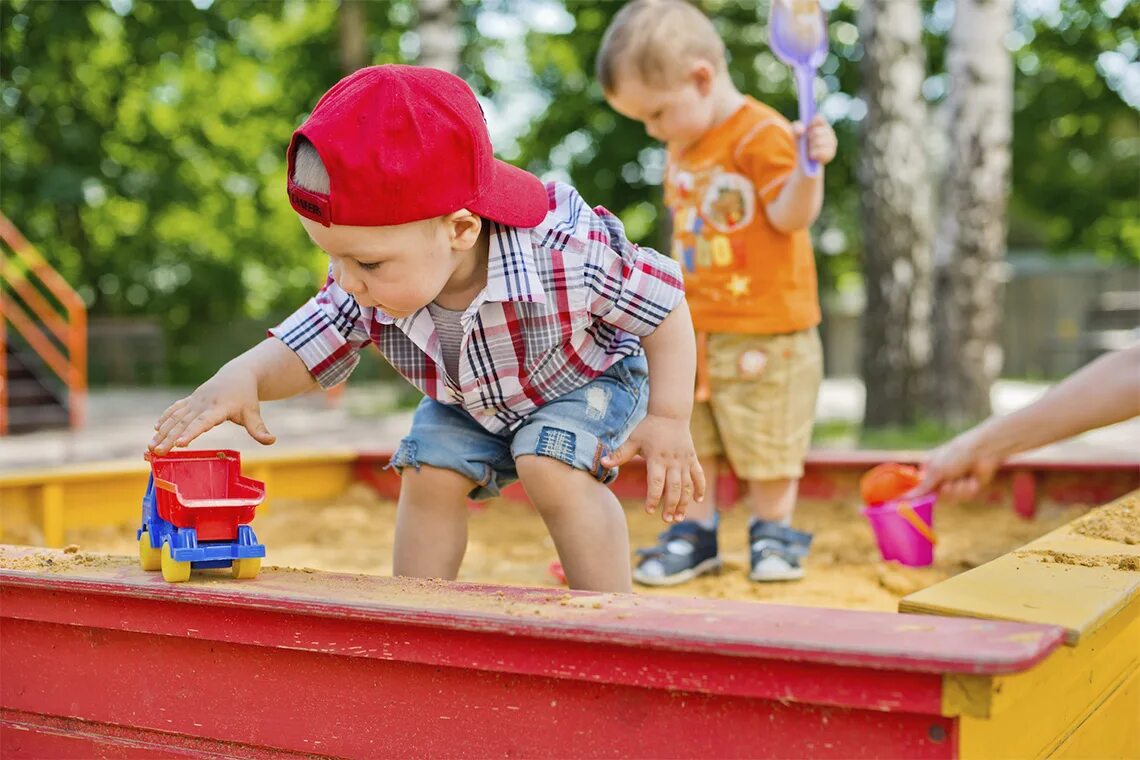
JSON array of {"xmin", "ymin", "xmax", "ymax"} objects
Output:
[{"xmin": 647, "ymin": 403, "xmax": 692, "ymax": 421}]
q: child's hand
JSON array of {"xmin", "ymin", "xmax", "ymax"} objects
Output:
[
  {"xmin": 793, "ymin": 115, "xmax": 837, "ymax": 167},
  {"xmin": 909, "ymin": 428, "xmax": 1001, "ymax": 503},
  {"xmin": 149, "ymin": 366, "xmax": 275, "ymax": 454},
  {"xmin": 602, "ymin": 414, "xmax": 706, "ymax": 523}
]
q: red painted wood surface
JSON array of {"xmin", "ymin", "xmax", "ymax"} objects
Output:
[
  {"xmin": 1012, "ymin": 470, "xmax": 1038, "ymax": 518},
  {"xmin": 1, "ymin": 548, "xmax": 1063, "ymax": 759},
  {"xmin": 356, "ymin": 450, "xmax": 1139, "ymax": 516}
]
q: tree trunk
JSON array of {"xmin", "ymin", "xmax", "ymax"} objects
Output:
[
  {"xmin": 339, "ymin": 0, "xmax": 367, "ymax": 75},
  {"xmin": 931, "ymin": 0, "xmax": 1014, "ymax": 427},
  {"xmin": 856, "ymin": 0, "xmax": 934, "ymax": 428},
  {"xmin": 417, "ymin": 0, "xmax": 460, "ymax": 73}
]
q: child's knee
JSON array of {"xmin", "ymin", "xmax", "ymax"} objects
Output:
[
  {"xmin": 516, "ymin": 454, "xmax": 597, "ymax": 512},
  {"xmin": 516, "ymin": 453, "xmax": 571, "ymax": 486},
  {"xmin": 401, "ymin": 463, "xmax": 475, "ymax": 500}
]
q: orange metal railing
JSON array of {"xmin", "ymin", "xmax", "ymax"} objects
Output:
[{"xmin": 0, "ymin": 213, "xmax": 87, "ymax": 434}]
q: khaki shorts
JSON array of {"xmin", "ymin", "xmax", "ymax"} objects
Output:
[{"xmin": 691, "ymin": 328, "xmax": 823, "ymax": 481}]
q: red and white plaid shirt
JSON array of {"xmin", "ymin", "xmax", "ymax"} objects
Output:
[{"xmin": 271, "ymin": 182, "xmax": 685, "ymax": 433}]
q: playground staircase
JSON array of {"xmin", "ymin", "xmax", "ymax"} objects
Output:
[
  {"xmin": 0, "ymin": 213, "xmax": 86, "ymax": 436},
  {"xmin": 3, "ymin": 340, "xmax": 69, "ymax": 434}
]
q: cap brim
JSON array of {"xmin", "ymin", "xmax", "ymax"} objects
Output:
[{"xmin": 468, "ymin": 160, "xmax": 549, "ymax": 229}]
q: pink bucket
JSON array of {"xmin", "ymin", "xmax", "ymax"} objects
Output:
[{"xmin": 862, "ymin": 492, "xmax": 937, "ymax": 567}]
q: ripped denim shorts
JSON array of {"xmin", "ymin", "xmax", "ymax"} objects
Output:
[{"xmin": 389, "ymin": 355, "xmax": 648, "ymax": 500}]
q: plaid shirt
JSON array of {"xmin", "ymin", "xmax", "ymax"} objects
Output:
[{"xmin": 271, "ymin": 182, "xmax": 686, "ymax": 433}]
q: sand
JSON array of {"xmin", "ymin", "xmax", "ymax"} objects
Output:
[
  {"xmin": 49, "ymin": 483, "xmax": 1094, "ymax": 612},
  {"xmin": 1071, "ymin": 493, "xmax": 1139, "ymax": 544}
]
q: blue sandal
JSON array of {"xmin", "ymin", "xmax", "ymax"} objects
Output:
[
  {"xmin": 749, "ymin": 520, "xmax": 812, "ymax": 582},
  {"xmin": 633, "ymin": 522, "xmax": 722, "ymax": 586}
]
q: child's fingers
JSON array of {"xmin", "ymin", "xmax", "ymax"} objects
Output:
[
  {"xmin": 174, "ymin": 409, "xmax": 226, "ymax": 448},
  {"xmin": 676, "ymin": 469, "xmax": 694, "ymax": 516},
  {"xmin": 152, "ymin": 404, "xmax": 190, "ymax": 440},
  {"xmin": 602, "ymin": 439, "xmax": 640, "ymax": 469},
  {"xmin": 660, "ymin": 467, "xmax": 684, "ymax": 523},
  {"xmin": 150, "ymin": 407, "xmax": 196, "ymax": 451},
  {"xmin": 644, "ymin": 460, "xmax": 666, "ymax": 515},
  {"xmin": 164, "ymin": 405, "xmax": 213, "ymax": 447},
  {"xmin": 907, "ymin": 465, "xmax": 940, "ymax": 498},
  {"xmin": 691, "ymin": 460, "xmax": 707, "ymax": 503},
  {"xmin": 791, "ymin": 120, "xmax": 805, "ymax": 136},
  {"xmin": 154, "ymin": 398, "xmax": 188, "ymax": 430},
  {"xmin": 940, "ymin": 476, "xmax": 977, "ymax": 504},
  {"xmin": 240, "ymin": 407, "xmax": 276, "ymax": 445}
]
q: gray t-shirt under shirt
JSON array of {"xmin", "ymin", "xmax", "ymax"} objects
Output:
[{"xmin": 427, "ymin": 302, "xmax": 465, "ymax": 383}]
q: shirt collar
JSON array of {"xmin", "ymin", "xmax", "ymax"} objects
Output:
[{"xmin": 482, "ymin": 221, "xmax": 546, "ymax": 304}]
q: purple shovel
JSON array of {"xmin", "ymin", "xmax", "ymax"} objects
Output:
[{"xmin": 769, "ymin": 0, "xmax": 829, "ymax": 176}]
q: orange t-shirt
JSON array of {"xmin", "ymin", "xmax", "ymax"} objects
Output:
[{"xmin": 664, "ymin": 97, "xmax": 821, "ymax": 335}]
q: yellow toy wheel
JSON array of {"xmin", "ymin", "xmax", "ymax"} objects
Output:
[
  {"xmin": 231, "ymin": 558, "xmax": 261, "ymax": 580},
  {"xmin": 160, "ymin": 543, "xmax": 192, "ymax": 583},
  {"xmin": 138, "ymin": 532, "xmax": 162, "ymax": 571}
]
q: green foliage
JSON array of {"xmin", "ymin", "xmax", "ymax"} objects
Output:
[
  {"xmin": 1, "ymin": 0, "xmax": 417, "ymax": 380},
  {"xmin": 1007, "ymin": 0, "xmax": 1140, "ymax": 259},
  {"xmin": 509, "ymin": 0, "xmax": 1138, "ymax": 265},
  {"xmin": 1, "ymin": 0, "xmax": 1135, "ymax": 387}
]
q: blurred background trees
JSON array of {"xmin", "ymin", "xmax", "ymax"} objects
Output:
[{"xmin": 2, "ymin": 0, "xmax": 1137, "ymax": 430}]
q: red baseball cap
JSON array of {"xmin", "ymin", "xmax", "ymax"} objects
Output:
[{"xmin": 286, "ymin": 65, "xmax": 548, "ymax": 229}]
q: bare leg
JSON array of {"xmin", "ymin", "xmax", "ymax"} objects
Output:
[
  {"xmin": 392, "ymin": 464, "xmax": 476, "ymax": 580},
  {"xmin": 745, "ymin": 477, "xmax": 799, "ymax": 523},
  {"xmin": 515, "ymin": 455, "xmax": 632, "ymax": 592}
]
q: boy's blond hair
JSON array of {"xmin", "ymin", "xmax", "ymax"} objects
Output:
[
  {"xmin": 596, "ymin": 0, "xmax": 726, "ymax": 93},
  {"xmin": 292, "ymin": 139, "xmax": 330, "ymax": 194}
]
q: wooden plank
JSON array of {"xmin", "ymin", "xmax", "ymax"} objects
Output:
[
  {"xmin": 1, "ymin": 709, "xmax": 309, "ymax": 760},
  {"xmin": 901, "ymin": 491, "xmax": 1140, "ymax": 644},
  {"xmin": 1052, "ymin": 664, "xmax": 1140, "ymax": 760},
  {"xmin": 0, "ymin": 450, "xmax": 357, "ymax": 540},
  {"xmin": 945, "ymin": 605, "xmax": 1139, "ymax": 756},
  {"xmin": 0, "ymin": 616, "xmax": 960, "ymax": 759},
  {"xmin": 0, "ymin": 546, "xmax": 1063, "ymax": 677}
]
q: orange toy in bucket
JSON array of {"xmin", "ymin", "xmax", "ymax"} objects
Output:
[
  {"xmin": 860, "ymin": 463, "xmax": 923, "ymax": 506},
  {"xmin": 860, "ymin": 463, "xmax": 937, "ymax": 567}
]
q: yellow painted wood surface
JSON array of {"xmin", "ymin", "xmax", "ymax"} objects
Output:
[
  {"xmin": 1052, "ymin": 664, "xmax": 1140, "ymax": 760},
  {"xmin": 901, "ymin": 492, "xmax": 1139, "ymax": 644},
  {"xmin": 944, "ymin": 604, "xmax": 1139, "ymax": 757},
  {"xmin": 904, "ymin": 491, "xmax": 1139, "ymax": 758},
  {"xmin": 0, "ymin": 451, "xmax": 357, "ymax": 546}
]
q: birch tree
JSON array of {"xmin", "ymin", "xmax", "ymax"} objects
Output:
[
  {"xmin": 417, "ymin": 0, "xmax": 460, "ymax": 73},
  {"xmin": 856, "ymin": 0, "xmax": 934, "ymax": 428},
  {"xmin": 931, "ymin": 0, "xmax": 1015, "ymax": 426}
]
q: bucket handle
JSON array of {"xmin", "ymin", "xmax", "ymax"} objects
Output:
[{"xmin": 897, "ymin": 501, "xmax": 937, "ymax": 545}]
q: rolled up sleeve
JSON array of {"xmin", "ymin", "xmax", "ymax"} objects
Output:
[
  {"xmin": 268, "ymin": 272, "xmax": 373, "ymax": 388},
  {"xmin": 584, "ymin": 205, "xmax": 686, "ymax": 337}
]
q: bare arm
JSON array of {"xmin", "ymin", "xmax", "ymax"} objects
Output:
[
  {"xmin": 604, "ymin": 300, "xmax": 706, "ymax": 522},
  {"xmin": 150, "ymin": 338, "xmax": 318, "ymax": 453},
  {"xmin": 969, "ymin": 344, "xmax": 1140, "ymax": 460},
  {"xmin": 639, "ymin": 300, "xmax": 697, "ymax": 421},
  {"xmin": 765, "ymin": 165, "xmax": 824, "ymax": 233},
  {"xmin": 917, "ymin": 344, "xmax": 1140, "ymax": 499},
  {"xmin": 232, "ymin": 337, "xmax": 320, "ymax": 401},
  {"xmin": 763, "ymin": 117, "xmax": 835, "ymax": 233}
]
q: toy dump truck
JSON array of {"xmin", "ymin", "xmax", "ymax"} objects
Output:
[{"xmin": 138, "ymin": 449, "xmax": 266, "ymax": 583}]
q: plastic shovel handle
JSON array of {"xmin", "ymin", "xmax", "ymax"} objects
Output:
[
  {"xmin": 795, "ymin": 66, "xmax": 820, "ymax": 176},
  {"xmin": 897, "ymin": 501, "xmax": 937, "ymax": 545}
]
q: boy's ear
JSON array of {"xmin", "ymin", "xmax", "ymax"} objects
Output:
[
  {"xmin": 445, "ymin": 209, "xmax": 482, "ymax": 250},
  {"xmin": 689, "ymin": 59, "xmax": 716, "ymax": 96}
]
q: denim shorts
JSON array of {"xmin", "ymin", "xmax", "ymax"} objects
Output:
[{"xmin": 389, "ymin": 355, "xmax": 649, "ymax": 500}]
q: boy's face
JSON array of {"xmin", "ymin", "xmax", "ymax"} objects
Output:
[
  {"xmin": 605, "ymin": 62, "xmax": 717, "ymax": 150},
  {"xmin": 298, "ymin": 215, "xmax": 458, "ymax": 318}
]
